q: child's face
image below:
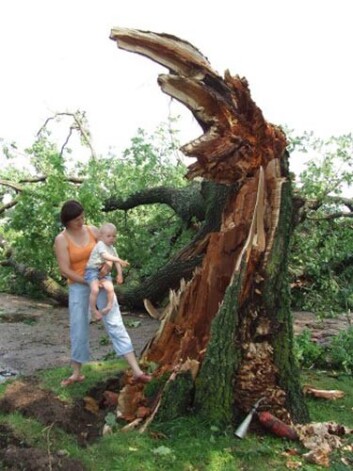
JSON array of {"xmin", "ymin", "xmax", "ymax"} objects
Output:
[{"xmin": 100, "ymin": 228, "xmax": 117, "ymax": 246}]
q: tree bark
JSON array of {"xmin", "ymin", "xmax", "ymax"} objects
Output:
[
  {"xmin": 0, "ymin": 258, "xmax": 68, "ymax": 306},
  {"xmin": 104, "ymin": 182, "xmax": 206, "ymax": 225},
  {"xmin": 119, "ymin": 180, "xmax": 233, "ymax": 308},
  {"xmin": 110, "ymin": 28, "xmax": 309, "ymax": 428}
]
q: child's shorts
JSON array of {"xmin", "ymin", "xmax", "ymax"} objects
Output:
[{"xmin": 84, "ymin": 267, "xmax": 112, "ymax": 284}]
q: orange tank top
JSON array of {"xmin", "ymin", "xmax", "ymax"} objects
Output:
[{"xmin": 63, "ymin": 225, "xmax": 97, "ymax": 282}]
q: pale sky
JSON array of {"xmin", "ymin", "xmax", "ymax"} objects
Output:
[{"xmin": 0, "ymin": 0, "xmax": 352, "ymax": 169}]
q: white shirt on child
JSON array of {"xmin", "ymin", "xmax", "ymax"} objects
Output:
[{"xmin": 86, "ymin": 241, "xmax": 118, "ymax": 269}]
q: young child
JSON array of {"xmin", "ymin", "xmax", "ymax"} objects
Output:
[{"xmin": 84, "ymin": 222, "xmax": 129, "ymax": 321}]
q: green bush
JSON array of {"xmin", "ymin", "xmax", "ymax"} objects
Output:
[
  {"xmin": 294, "ymin": 328, "xmax": 325, "ymax": 368},
  {"xmin": 294, "ymin": 326, "xmax": 353, "ymax": 374},
  {"xmin": 326, "ymin": 327, "xmax": 353, "ymax": 374}
]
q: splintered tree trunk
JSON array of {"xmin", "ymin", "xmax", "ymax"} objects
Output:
[{"xmin": 110, "ymin": 28, "xmax": 309, "ymax": 428}]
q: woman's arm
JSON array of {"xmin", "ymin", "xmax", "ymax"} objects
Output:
[{"xmin": 54, "ymin": 233, "xmax": 86, "ymax": 284}]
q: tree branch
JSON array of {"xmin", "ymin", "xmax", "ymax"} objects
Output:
[
  {"xmin": 37, "ymin": 111, "xmax": 97, "ymax": 160},
  {"xmin": 0, "ymin": 176, "xmax": 84, "ymax": 215},
  {"xmin": 104, "ymin": 183, "xmax": 206, "ymax": 224},
  {"xmin": 0, "ymin": 198, "xmax": 19, "ymax": 215},
  {"xmin": 292, "ymin": 193, "xmax": 353, "ymax": 224},
  {"xmin": 0, "ymin": 258, "xmax": 68, "ymax": 305},
  {"xmin": 0, "ymin": 179, "xmax": 24, "ymax": 192},
  {"xmin": 307, "ymin": 211, "xmax": 353, "ymax": 221}
]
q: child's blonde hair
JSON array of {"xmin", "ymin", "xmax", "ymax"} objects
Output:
[{"xmin": 100, "ymin": 222, "xmax": 117, "ymax": 235}]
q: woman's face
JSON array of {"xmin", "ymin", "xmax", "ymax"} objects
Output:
[{"xmin": 67, "ymin": 213, "xmax": 85, "ymax": 229}]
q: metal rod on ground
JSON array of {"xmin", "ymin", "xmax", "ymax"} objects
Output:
[{"xmin": 234, "ymin": 397, "xmax": 266, "ymax": 439}]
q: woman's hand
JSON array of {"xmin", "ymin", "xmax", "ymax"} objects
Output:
[{"xmin": 99, "ymin": 262, "xmax": 112, "ymax": 279}]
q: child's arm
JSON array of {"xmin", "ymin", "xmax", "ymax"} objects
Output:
[
  {"xmin": 100, "ymin": 250, "xmax": 129, "ymax": 268},
  {"xmin": 114, "ymin": 261, "xmax": 124, "ymax": 285}
]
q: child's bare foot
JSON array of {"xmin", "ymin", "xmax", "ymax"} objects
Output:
[{"xmin": 101, "ymin": 304, "xmax": 112, "ymax": 316}]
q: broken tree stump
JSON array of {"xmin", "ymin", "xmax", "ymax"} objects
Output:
[{"xmin": 109, "ymin": 27, "xmax": 309, "ymax": 428}]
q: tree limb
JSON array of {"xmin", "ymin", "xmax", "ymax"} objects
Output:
[
  {"xmin": 0, "ymin": 179, "xmax": 24, "ymax": 192},
  {"xmin": 307, "ymin": 211, "xmax": 353, "ymax": 221},
  {"xmin": 0, "ymin": 198, "xmax": 19, "ymax": 215},
  {"xmin": 37, "ymin": 111, "xmax": 97, "ymax": 160},
  {"xmin": 104, "ymin": 183, "xmax": 206, "ymax": 224},
  {"xmin": 0, "ymin": 258, "xmax": 68, "ymax": 306}
]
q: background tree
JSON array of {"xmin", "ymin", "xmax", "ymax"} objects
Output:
[
  {"xmin": 0, "ymin": 114, "xmax": 198, "ymax": 300},
  {"xmin": 288, "ymin": 131, "xmax": 353, "ymax": 315}
]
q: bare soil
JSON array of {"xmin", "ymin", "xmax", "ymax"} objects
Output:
[
  {"xmin": 0, "ymin": 293, "xmax": 159, "ymax": 377},
  {"xmin": 1, "ymin": 293, "xmax": 351, "ymax": 379},
  {"xmin": 0, "ymin": 421, "xmax": 87, "ymax": 470},
  {"xmin": 0, "ymin": 293, "xmax": 352, "ymax": 470}
]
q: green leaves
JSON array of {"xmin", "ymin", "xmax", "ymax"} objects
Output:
[
  {"xmin": 294, "ymin": 327, "xmax": 353, "ymax": 374},
  {"xmin": 288, "ymin": 131, "xmax": 353, "ymax": 315},
  {"xmin": 0, "ymin": 116, "xmax": 190, "ymax": 296},
  {"xmin": 289, "ymin": 130, "xmax": 353, "ymax": 199}
]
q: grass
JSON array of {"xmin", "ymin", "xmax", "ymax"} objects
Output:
[
  {"xmin": 301, "ymin": 369, "xmax": 353, "ymax": 428},
  {"xmin": 39, "ymin": 358, "xmax": 128, "ymax": 401},
  {"xmin": 1, "ymin": 367, "xmax": 353, "ymax": 470}
]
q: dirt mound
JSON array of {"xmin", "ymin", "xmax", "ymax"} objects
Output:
[
  {"xmin": 0, "ymin": 421, "xmax": 87, "ymax": 470},
  {"xmin": 0, "ymin": 374, "xmax": 127, "ymax": 470},
  {"xmin": 0, "ymin": 374, "xmax": 127, "ymax": 444}
]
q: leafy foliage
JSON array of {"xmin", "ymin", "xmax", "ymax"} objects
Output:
[
  {"xmin": 288, "ymin": 131, "xmax": 353, "ymax": 198},
  {"xmin": 0, "ymin": 117, "xmax": 190, "ymax": 294},
  {"xmin": 288, "ymin": 131, "xmax": 353, "ymax": 315},
  {"xmin": 294, "ymin": 326, "xmax": 353, "ymax": 374},
  {"xmin": 327, "ymin": 327, "xmax": 353, "ymax": 374},
  {"xmin": 289, "ymin": 218, "xmax": 353, "ymax": 315},
  {"xmin": 293, "ymin": 329, "xmax": 325, "ymax": 369}
]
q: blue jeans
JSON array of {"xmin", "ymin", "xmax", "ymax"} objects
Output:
[{"xmin": 68, "ymin": 283, "xmax": 133, "ymax": 364}]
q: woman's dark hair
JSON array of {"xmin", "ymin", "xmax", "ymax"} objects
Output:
[{"xmin": 60, "ymin": 200, "xmax": 84, "ymax": 226}]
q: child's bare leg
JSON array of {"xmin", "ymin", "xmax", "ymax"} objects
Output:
[
  {"xmin": 89, "ymin": 280, "xmax": 102, "ymax": 321},
  {"xmin": 100, "ymin": 280, "xmax": 115, "ymax": 315}
]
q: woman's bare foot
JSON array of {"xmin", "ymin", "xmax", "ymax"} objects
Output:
[
  {"xmin": 61, "ymin": 374, "xmax": 85, "ymax": 387},
  {"xmin": 101, "ymin": 304, "xmax": 112, "ymax": 316},
  {"xmin": 132, "ymin": 373, "xmax": 152, "ymax": 384}
]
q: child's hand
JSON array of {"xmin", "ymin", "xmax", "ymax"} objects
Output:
[
  {"xmin": 119, "ymin": 259, "xmax": 130, "ymax": 268},
  {"xmin": 116, "ymin": 274, "xmax": 124, "ymax": 284}
]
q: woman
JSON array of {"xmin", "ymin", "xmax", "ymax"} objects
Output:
[{"xmin": 54, "ymin": 200, "xmax": 151, "ymax": 386}]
